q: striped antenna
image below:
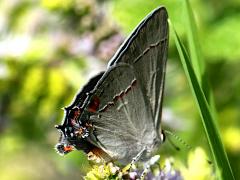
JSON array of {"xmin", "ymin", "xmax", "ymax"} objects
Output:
[{"xmin": 164, "ymin": 129, "xmax": 192, "ymax": 150}]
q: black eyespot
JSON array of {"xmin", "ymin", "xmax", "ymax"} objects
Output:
[{"xmin": 55, "ymin": 143, "xmax": 65, "ymax": 156}]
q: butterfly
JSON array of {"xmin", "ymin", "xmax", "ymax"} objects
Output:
[{"xmin": 55, "ymin": 6, "xmax": 169, "ymax": 165}]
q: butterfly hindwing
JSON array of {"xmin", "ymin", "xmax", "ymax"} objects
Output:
[
  {"xmin": 55, "ymin": 72, "xmax": 104, "ymax": 155},
  {"xmin": 62, "ymin": 72, "xmax": 104, "ymax": 127},
  {"xmin": 81, "ymin": 64, "xmax": 159, "ymax": 164}
]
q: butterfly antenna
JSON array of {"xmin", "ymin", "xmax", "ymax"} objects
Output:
[
  {"xmin": 167, "ymin": 136, "xmax": 181, "ymax": 151},
  {"xmin": 164, "ymin": 130, "xmax": 213, "ymax": 164},
  {"xmin": 164, "ymin": 130, "xmax": 192, "ymax": 151}
]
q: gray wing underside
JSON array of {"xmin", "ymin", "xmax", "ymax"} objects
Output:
[
  {"xmin": 108, "ymin": 7, "xmax": 169, "ymax": 132},
  {"xmin": 85, "ymin": 64, "xmax": 158, "ymax": 164}
]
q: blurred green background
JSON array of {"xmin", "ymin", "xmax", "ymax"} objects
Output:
[{"xmin": 0, "ymin": 0, "xmax": 240, "ymax": 179}]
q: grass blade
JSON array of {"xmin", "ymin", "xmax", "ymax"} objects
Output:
[
  {"xmin": 169, "ymin": 20, "xmax": 235, "ymax": 180},
  {"xmin": 183, "ymin": 0, "xmax": 218, "ymax": 118},
  {"xmin": 183, "ymin": 0, "xmax": 204, "ymax": 81}
]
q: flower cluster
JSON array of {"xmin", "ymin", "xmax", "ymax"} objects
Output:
[{"xmin": 85, "ymin": 157, "xmax": 183, "ymax": 180}]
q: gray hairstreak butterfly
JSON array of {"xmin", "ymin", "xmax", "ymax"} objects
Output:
[{"xmin": 55, "ymin": 6, "xmax": 169, "ymax": 165}]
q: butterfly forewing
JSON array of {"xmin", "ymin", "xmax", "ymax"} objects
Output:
[
  {"xmin": 108, "ymin": 7, "xmax": 168, "ymax": 132},
  {"xmin": 81, "ymin": 64, "xmax": 158, "ymax": 164}
]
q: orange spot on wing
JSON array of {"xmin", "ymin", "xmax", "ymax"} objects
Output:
[
  {"xmin": 88, "ymin": 96, "xmax": 100, "ymax": 112},
  {"xmin": 64, "ymin": 146, "xmax": 74, "ymax": 152}
]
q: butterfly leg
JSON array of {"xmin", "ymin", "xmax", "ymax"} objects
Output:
[
  {"xmin": 120, "ymin": 148, "xmax": 147, "ymax": 179},
  {"xmin": 140, "ymin": 155, "xmax": 160, "ymax": 179},
  {"xmin": 130, "ymin": 147, "xmax": 147, "ymax": 169}
]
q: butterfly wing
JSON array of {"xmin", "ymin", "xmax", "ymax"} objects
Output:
[
  {"xmin": 81, "ymin": 64, "xmax": 158, "ymax": 164},
  {"xmin": 55, "ymin": 72, "xmax": 104, "ymax": 155},
  {"xmin": 108, "ymin": 7, "xmax": 169, "ymax": 132},
  {"xmin": 55, "ymin": 7, "xmax": 169, "ymax": 163}
]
